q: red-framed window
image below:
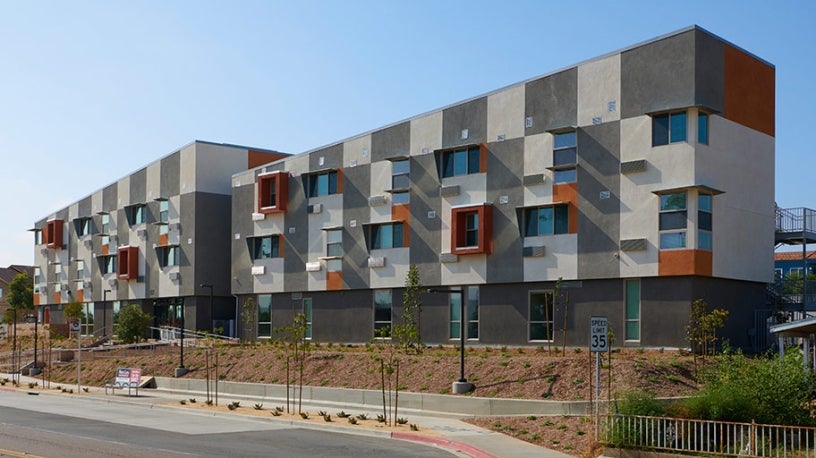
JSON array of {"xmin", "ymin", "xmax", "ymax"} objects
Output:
[
  {"xmin": 46, "ymin": 219, "xmax": 64, "ymax": 249},
  {"xmin": 257, "ymin": 171, "xmax": 288, "ymax": 213},
  {"xmin": 117, "ymin": 246, "xmax": 139, "ymax": 280},
  {"xmin": 450, "ymin": 204, "xmax": 493, "ymax": 255}
]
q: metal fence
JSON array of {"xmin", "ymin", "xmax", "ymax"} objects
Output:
[
  {"xmin": 776, "ymin": 207, "xmax": 816, "ymax": 234},
  {"xmin": 600, "ymin": 414, "xmax": 816, "ymax": 457}
]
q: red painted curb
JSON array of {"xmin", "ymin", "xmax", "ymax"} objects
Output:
[{"xmin": 392, "ymin": 432, "xmax": 497, "ymax": 458}]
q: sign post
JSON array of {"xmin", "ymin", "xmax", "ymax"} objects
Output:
[{"xmin": 590, "ymin": 316, "xmax": 608, "ymax": 436}]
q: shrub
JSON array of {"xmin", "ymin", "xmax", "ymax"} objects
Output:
[{"xmin": 615, "ymin": 390, "xmax": 665, "ymax": 417}]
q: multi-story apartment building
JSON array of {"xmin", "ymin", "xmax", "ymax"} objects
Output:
[
  {"xmin": 32, "ymin": 141, "xmax": 286, "ymax": 337},
  {"xmin": 230, "ymin": 26, "xmax": 775, "ymax": 348}
]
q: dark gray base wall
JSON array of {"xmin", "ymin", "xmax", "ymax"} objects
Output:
[{"xmin": 237, "ymin": 277, "xmax": 767, "ymax": 349}]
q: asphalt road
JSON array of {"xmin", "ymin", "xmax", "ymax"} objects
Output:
[{"xmin": 0, "ymin": 390, "xmax": 455, "ymax": 457}]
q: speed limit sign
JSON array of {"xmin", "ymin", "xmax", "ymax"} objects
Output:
[{"xmin": 590, "ymin": 316, "xmax": 608, "ymax": 352}]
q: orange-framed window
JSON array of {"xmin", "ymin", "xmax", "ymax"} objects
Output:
[
  {"xmin": 117, "ymin": 246, "xmax": 139, "ymax": 280},
  {"xmin": 46, "ymin": 219, "xmax": 64, "ymax": 249},
  {"xmin": 450, "ymin": 204, "xmax": 492, "ymax": 255},
  {"xmin": 258, "ymin": 171, "xmax": 288, "ymax": 213}
]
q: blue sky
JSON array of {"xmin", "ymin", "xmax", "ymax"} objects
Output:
[{"xmin": 1, "ymin": 1, "xmax": 813, "ymax": 266}]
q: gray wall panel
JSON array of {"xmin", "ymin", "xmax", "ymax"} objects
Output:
[
  {"xmin": 694, "ymin": 29, "xmax": 725, "ymax": 112},
  {"xmin": 371, "ymin": 121, "xmax": 410, "ymax": 162},
  {"xmin": 576, "ymin": 122, "xmax": 621, "ymax": 279},
  {"xmin": 284, "ymin": 172, "xmax": 308, "ymax": 292},
  {"xmin": 485, "ymin": 138, "xmax": 525, "ymax": 283},
  {"xmin": 442, "ymin": 97, "xmax": 487, "ymax": 149},
  {"xmin": 341, "ymin": 164, "xmax": 370, "ymax": 290},
  {"xmin": 102, "ymin": 184, "xmax": 117, "ymax": 213},
  {"xmin": 309, "ymin": 144, "xmax": 343, "ymax": 170},
  {"xmin": 78, "ymin": 197, "xmax": 92, "ymax": 218},
  {"xmin": 190, "ymin": 192, "xmax": 232, "ymax": 299},
  {"xmin": 160, "ymin": 152, "xmax": 180, "ymax": 198},
  {"xmin": 130, "ymin": 168, "xmax": 147, "ymax": 204},
  {"xmin": 231, "ymin": 184, "xmax": 255, "ymax": 295},
  {"xmin": 621, "ymin": 30, "xmax": 696, "ymax": 118},
  {"xmin": 408, "ymin": 154, "xmax": 441, "ymax": 286},
  {"xmin": 479, "ymin": 283, "xmax": 530, "ymax": 345},
  {"xmin": 524, "ymin": 68, "xmax": 578, "ymax": 135}
]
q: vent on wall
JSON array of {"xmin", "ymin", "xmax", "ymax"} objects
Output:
[
  {"xmin": 620, "ymin": 160, "xmax": 647, "ymax": 174},
  {"xmin": 440, "ymin": 185, "xmax": 460, "ymax": 197},
  {"xmin": 308, "ymin": 203, "xmax": 323, "ymax": 214},
  {"xmin": 169, "ymin": 272, "xmax": 180, "ymax": 281},
  {"xmin": 522, "ymin": 246, "xmax": 546, "ymax": 257},
  {"xmin": 251, "ymin": 213, "xmax": 265, "ymax": 221},
  {"xmin": 369, "ymin": 195, "xmax": 388, "ymax": 207},
  {"xmin": 368, "ymin": 256, "xmax": 386, "ymax": 268},
  {"xmin": 306, "ymin": 261, "xmax": 321, "ymax": 272},
  {"xmin": 620, "ymin": 238, "xmax": 647, "ymax": 251},
  {"xmin": 251, "ymin": 265, "xmax": 265, "ymax": 276},
  {"xmin": 439, "ymin": 253, "xmax": 458, "ymax": 263},
  {"xmin": 523, "ymin": 174, "xmax": 545, "ymax": 186}
]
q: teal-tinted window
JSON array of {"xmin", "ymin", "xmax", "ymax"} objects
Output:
[
  {"xmin": 624, "ymin": 279, "xmax": 640, "ymax": 341},
  {"xmin": 553, "ymin": 131, "xmax": 577, "ymax": 166},
  {"xmin": 698, "ymin": 112, "xmax": 709, "ymax": 145},
  {"xmin": 252, "ymin": 235, "xmax": 280, "ymax": 259},
  {"xmin": 448, "ymin": 287, "xmax": 478, "ymax": 340},
  {"xmin": 529, "ymin": 291, "xmax": 554, "ymax": 341},
  {"xmin": 159, "ymin": 201, "xmax": 169, "ymax": 223},
  {"xmin": 449, "ymin": 292, "xmax": 461, "ymax": 339},
  {"xmin": 258, "ymin": 294, "xmax": 272, "ymax": 338},
  {"xmin": 659, "ymin": 192, "xmax": 687, "ymax": 249},
  {"xmin": 374, "ymin": 290, "xmax": 392, "ymax": 337},
  {"xmin": 698, "ymin": 194, "xmax": 713, "ymax": 250},
  {"xmin": 524, "ymin": 205, "xmax": 569, "ymax": 236},
  {"xmin": 303, "ymin": 298, "xmax": 312, "ymax": 339},
  {"xmin": 308, "ymin": 171, "xmax": 338, "ymax": 197},
  {"xmin": 467, "ymin": 286, "xmax": 479, "ymax": 339},
  {"xmin": 326, "ymin": 229, "xmax": 342, "ymax": 257},
  {"xmin": 158, "ymin": 246, "xmax": 179, "ymax": 267},
  {"xmin": 441, "ymin": 146, "xmax": 481, "ymax": 178},
  {"xmin": 653, "ymin": 112, "xmax": 687, "ymax": 146},
  {"xmin": 370, "ymin": 222, "xmax": 404, "ymax": 250}
]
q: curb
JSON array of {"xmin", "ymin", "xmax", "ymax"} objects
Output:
[{"xmin": 392, "ymin": 432, "xmax": 497, "ymax": 458}]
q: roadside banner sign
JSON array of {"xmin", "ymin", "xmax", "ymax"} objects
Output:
[{"xmin": 115, "ymin": 368, "xmax": 141, "ymax": 388}]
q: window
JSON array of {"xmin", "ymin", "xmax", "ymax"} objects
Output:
[
  {"xmin": 698, "ymin": 194, "xmax": 713, "ymax": 250},
  {"xmin": 374, "ymin": 289, "xmax": 392, "ymax": 338},
  {"xmin": 441, "ymin": 146, "xmax": 481, "ymax": 178},
  {"xmin": 451, "ymin": 204, "xmax": 492, "ymax": 255},
  {"xmin": 251, "ymin": 235, "xmax": 281, "ymax": 259},
  {"xmin": 524, "ymin": 205, "xmax": 569, "ymax": 236},
  {"xmin": 75, "ymin": 217, "xmax": 92, "ymax": 237},
  {"xmin": 126, "ymin": 204, "xmax": 146, "ymax": 226},
  {"xmin": 303, "ymin": 298, "xmax": 312, "ymax": 339},
  {"xmin": 552, "ymin": 131, "xmax": 577, "ymax": 184},
  {"xmin": 46, "ymin": 219, "xmax": 64, "ymax": 248},
  {"xmin": 326, "ymin": 229, "xmax": 342, "ymax": 257},
  {"xmin": 117, "ymin": 246, "xmax": 138, "ymax": 280},
  {"xmin": 34, "ymin": 267, "xmax": 41, "ymax": 284},
  {"xmin": 101, "ymin": 256, "xmax": 117, "ymax": 275},
  {"xmin": 698, "ymin": 112, "xmax": 709, "ymax": 145},
  {"xmin": 0, "ymin": 287, "xmax": 3, "ymax": 299},
  {"xmin": 34, "ymin": 229, "xmax": 42, "ymax": 245},
  {"xmin": 659, "ymin": 192, "xmax": 687, "ymax": 249},
  {"xmin": 81, "ymin": 303, "xmax": 94, "ymax": 336},
  {"xmin": 624, "ymin": 279, "xmax": 640, "ymax": 341},
  {"xmin": 391, "ymin": 159, "xmax": 410, "ymax": 204},
  {"xmin": 159, "ymin": 201, "xmax": 169, "ymax": 223},
  {"xmin": 308, "ymin": 170, "xmax": 339, "ymax": 197},
  {"xmin": 101, "ymin": 213, "xmax": 110, "ymax": 234},
  {"xmin": 789, "ymin": 267, "xmax": 803, "ymax": 277},
  {"xmin": 370, "ymin": 222, "xmax": 404, "ymax": 250},
  {"xmin": 54, "ymin": 263, "xmax": 62, "ymax": 280},
  {"xmin": 652, "ymin": 111, "xmax": 687, "ymax": 146},
  {"xmin": 775, "ymin": 268, "xmax": 783, "ymax": 280},
  {"xmin": 449, "ymin": 287, "xmax": 479, "ymax": 340},
  {"xmin": 258, "ymin": 294, "xmax": 272, "ymax": 338},
  {"xmin": 157, "ymin": 246, "xmax": 179, "ymax": 267},
  {"xmin": 258, "ymin": 171, "xmax": 288, "ymax": 213},
  {"xmin": 76, "ymin": 260, "xmax": 85, "ymax": 279},
  {"xmin": 529, "ymin": 291, "xmax": 554, "ymax": 341}
]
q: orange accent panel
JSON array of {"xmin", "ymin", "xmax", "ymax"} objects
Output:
[
  {"xmin": 392, "ymin": 203, "xmax": 411, "ymax": 246},
  {"xmin": 101, "ymin": 244, "xmax": 109, "ymax": 255},
  {"xmin": 159, "ymin": 233, "xmax": 169, "ymax": 246},
  {"xmin": 479, "ymin": 143, "xmax": 488, "ymax": 173},
  {"xmin": 76, "ymin": 290, "xmax": 84, "ymax": 303},
  {"xmin": 55, "ymin": 292, "xmax": 61, "ymax": 304},
  {"xmin": 659, "ymin": 249, "xmax": 713, "ymax": 276},
  {"xmin": 336, "ymin": 169, "xmax": 343, "ymax": 194},
  {"xmin": 248, "ymin": 150, "xmax": 288, "ymax": 169},
  {"xmin": 44, "ymin": 308, "xmax": 50, "ymax": 324},
  {"xmin": 552, "ymin": 183, "xmax": 579, "ymax": 233},
  {"xmin": 327, "ymin": 271, "xmax": 342, "ymax": 290},
  {"xmin": 279, "ymin": 234, "xmax": 285, "ymax": 258},
  {"xmin": 724, "ymin": 45, "xmax": 775, "ymax": 137},
  {"xmin": 34, "ymin": 294, "xmax": 40, "ymax": 306}
]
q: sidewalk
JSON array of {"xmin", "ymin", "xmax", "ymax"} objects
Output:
[{"xmin": 2, "ymin": 372, "xmax": 573, "ymax": 458}]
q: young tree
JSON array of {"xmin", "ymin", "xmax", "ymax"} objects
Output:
[
  {"xmin": 6, "ymin": 273, "xmax": 33, "ymax": 383},
  {"xmin": 114, "ymin": 304, "xmax": 153, "ymax": 344},
  {"xmin": 394, "ymin": 264, "xmax": 423, "ymax": 353},
  {"xmin": 240, "ymin": 297, "xmax": 257, "ymax": 344},
  {"xmin": 277, "ymin": 312, "xmax": 310, "ymax": 413}
]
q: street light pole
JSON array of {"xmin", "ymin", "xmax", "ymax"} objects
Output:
[
  {"xmin": 200, "ymin": 283, "xmax": 213, "ymax": 333},
  {"xmin": 175, "ymin": 298, "xmax": 188, "ymax": 377},
  {"xmin": 102, "ymin": 289, "xmax": 111, "ymax": 337},
  {"xmin": 426, "ymin": 288, "xmax": 472, "ymax": 394}
]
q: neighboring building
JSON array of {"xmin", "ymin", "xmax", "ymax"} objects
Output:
[
  {"xmin": 230, "ymin": 25, "xmax": 775, "ymax": 348},
  {"xmin": 774, "ymin": 251, "xmax": 816, "ymax": 279},
  {"xmin": 32, "ymin": 141, "xmax": 287, "ymax": 337},
  {"xmin": 0, "ymin": 264, "xmax": 35, "ymax": 320}
]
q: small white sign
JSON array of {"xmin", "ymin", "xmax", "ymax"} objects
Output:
[
  {"xmin": 69, "ymin": 320, "xmax": 80, "ymax": 333},
  {"xmin": 590, "ymin": 316, "xmax": 608, "ymax": 353}
]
